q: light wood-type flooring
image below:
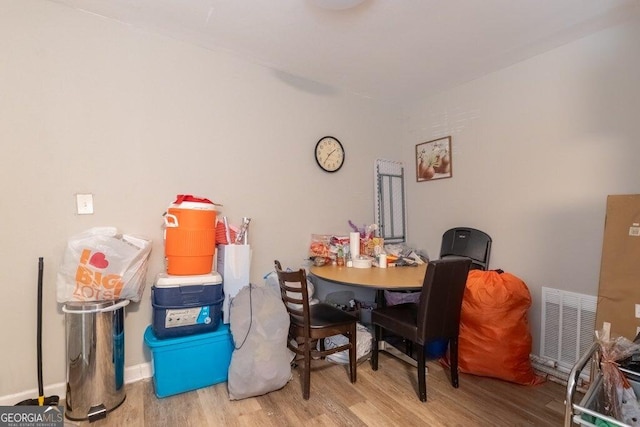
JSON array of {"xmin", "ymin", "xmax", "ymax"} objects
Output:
[{"xmin": 65, "ymin": 353, "xmax": 570, "ymax": 426}]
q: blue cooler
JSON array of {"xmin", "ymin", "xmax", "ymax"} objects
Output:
[
  {"xmin": 144, "ymin": 324, "xmax": 233, "ymax": 398},
  {"xmin": 152, "ymin": 272, "xmax": 223, "ymax": 339}
]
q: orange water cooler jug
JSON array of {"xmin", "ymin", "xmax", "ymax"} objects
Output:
[{"xmin": 164, "ymin": 195, "xmax": 217, "ymax": 275}]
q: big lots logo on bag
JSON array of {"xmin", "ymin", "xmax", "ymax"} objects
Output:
[{"xmin": 74, "ymin": 249, "xmax": 124, "ymax": 300}]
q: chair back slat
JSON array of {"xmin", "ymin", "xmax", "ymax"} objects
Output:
[
  {"xmin": 274, "ymin": 260, "xmax": 311, "ymax": 333},
  {"xmin": 417, "ymin": 257, "xmax": 472, "ymax": 342},
  {"xmin": 440, "ymin": 227, "xmax": 492, "ymax": 270}
]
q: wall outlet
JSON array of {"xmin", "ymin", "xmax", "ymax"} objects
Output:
[{"xmin": 636, "ymin": 304, "xmax": 640, "ymax": 319}]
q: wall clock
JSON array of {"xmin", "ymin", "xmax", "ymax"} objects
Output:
[{"xmin": 315, "ymin": 136, "xmax": 345, "ymax": 173}]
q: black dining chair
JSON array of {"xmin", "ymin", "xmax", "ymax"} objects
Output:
[
  {"xmin": 370, "ymin": 256, "xmax": 472, "ymax": 402},
  {"xmin": 274, "ymin": 260, "xmax": 357, "ymax": 400},
  {"xmin": 440, "ymin": 227, "xmax": 492, "ymax": 270}
]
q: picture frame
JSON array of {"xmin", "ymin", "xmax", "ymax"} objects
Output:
[{"xmin": 415, "ymin": 136, "xmax": 452, "ymax": 182}]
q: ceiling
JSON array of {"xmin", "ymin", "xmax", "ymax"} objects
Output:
[{"xmin": 49, "ymin": 0, "xmax": 639, "ymax": 104}]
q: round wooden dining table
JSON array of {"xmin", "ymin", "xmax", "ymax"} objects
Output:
[
  {"xmin": 310, "ymin": 263, "xmax": 428, "ymax": 307},
  {"xmin": 309, "ymin": 263, "xmax": 427, "ymax": 291},
  {"xmin": 310, "ymin": 263, "xmax": 428, "ymax": 368}
]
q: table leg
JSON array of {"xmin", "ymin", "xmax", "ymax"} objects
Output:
[{"xmin": 375, "ymin": 289, "xmax": 385, "ymax": 307}]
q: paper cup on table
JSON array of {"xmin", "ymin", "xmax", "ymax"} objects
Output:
[
  {"xmin": 350, "ymin": 232, "xmax": 360, "ymax": 258},
  {"xmin": 378, "ymin": 254, "xmax": 387, "ymax": 268}
]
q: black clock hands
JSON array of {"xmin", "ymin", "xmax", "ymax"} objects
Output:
[{"xmin": 325, "ymin": 149, "xmax": 336, "ymax": 162}]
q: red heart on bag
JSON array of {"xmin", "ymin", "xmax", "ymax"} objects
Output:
[{"xmin": 89, "ymin": 252, "xmax": 109, "ymax": 269}]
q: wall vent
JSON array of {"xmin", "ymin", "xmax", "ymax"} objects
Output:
[{"xmin": 540, "ymin": 287, "xmax": 597, "ymax": 373}]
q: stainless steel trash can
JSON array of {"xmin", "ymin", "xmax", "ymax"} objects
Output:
[{"xmin": 63, "ymin": 299, "xmax": 128, "ymax": 422}]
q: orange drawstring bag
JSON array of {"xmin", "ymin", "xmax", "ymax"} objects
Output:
[{"xmin": 453, "ymin": 269, "xmax": 544, "ymax": 385}]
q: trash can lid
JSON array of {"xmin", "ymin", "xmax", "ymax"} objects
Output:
[{"xmin": 63, "ymin": 299, "xmax": 129, "ymax": 313}]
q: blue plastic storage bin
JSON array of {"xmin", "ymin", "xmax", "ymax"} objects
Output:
[
  {"xmin": 152, "ymin": 272, "xmax": 223, "ymax": 338},
  {"xmin": 144, "ymin": 324, "xmax": 233, "ymax": 398}
]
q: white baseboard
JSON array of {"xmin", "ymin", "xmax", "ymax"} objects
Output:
[
  {"xmin": 0, "ymin": 362, "xmax": 153, "ymax": 407},
  {"xmin": 125, "ymin": 362, "xmax": 153, "ymax": 384}
]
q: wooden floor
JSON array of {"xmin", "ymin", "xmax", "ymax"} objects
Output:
[{"xmin": 64, "ymin": 352, "xmax": 569, "ymax": 427}]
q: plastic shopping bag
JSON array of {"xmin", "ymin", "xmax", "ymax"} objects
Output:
[
  {"xmin": 56, "ymin": 227, "xmax": 152, "ymax": 302},
  {"xmin": 596, "ymin": 330, "xmax": 640, "ymax": 424},
  {"xmin": 323, "ymin": 322, "xmax": 372, "ymax": 364}
]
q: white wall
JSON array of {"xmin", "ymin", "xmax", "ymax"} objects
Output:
[
  {"xmin": 402, "ymin": 13, "xmax": 640, "ymax": 353},
  {"xmin": 3, "ymin": 0, "xmax": 639, "ymax": 400},
  {"xmin": 0, "ymin": 1, "xmax": 401, "ymax": 397}
]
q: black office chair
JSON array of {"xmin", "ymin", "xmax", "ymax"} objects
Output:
[
  {"xmin": 274, "ymin": 260, "xmax": 357, "ymax": 400},
  {"xmin": 370, "ymin": 256, "xmax": 472, "ymax": 402},
  {"xmin": 440, "ymin": 227, "xmax": 492, "ymax": 270}
]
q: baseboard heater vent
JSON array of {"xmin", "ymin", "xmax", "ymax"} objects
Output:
[{"xmin": 540, "ymin": 287, "xmax": 597, "ymax": 376}]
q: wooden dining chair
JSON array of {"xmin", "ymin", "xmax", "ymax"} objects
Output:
[
  {"xmin": 370, "ymin": 256, "xmax": 472, "ymax": 402},
  {"xmin": 274, "ymin": 260, "xmax": 357, "ymax": 400}
]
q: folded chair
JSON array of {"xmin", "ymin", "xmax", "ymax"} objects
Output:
[{"xmin": 440, "ymin": 227, "xmax": 492, "ymax": 270}]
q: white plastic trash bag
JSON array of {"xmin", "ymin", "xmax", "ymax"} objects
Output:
[
  {"xmin": 228, "ymin": 283, "xmax": 293, "ymax": 400},
  {"xmin": 263, "ymin": 270, "xmax": 318, "ymax": 310},
  {"xmin": 323, "ymin": 323, "xmax": 373, "ymax": 364},
  {"xmin": 56, "ymin": 227, "xmax": 152, "ymax": 302}
]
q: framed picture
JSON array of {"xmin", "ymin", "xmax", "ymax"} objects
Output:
[{"xmin": 415, "ymin": 136, "xmax": 452, "ymax": 182}]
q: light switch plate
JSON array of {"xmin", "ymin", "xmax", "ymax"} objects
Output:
[
  {"xmin": 76, "ymin": 193, "xmax": 94, "ymax": 215},
  {"xmin": 636, "ymin": 304, "xmax": 640, "ymax": 319}
]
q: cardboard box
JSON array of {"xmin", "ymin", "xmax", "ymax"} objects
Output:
[{"xmin": 595, "ymin": 194, "xmax": 640, "ymax": 339}]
